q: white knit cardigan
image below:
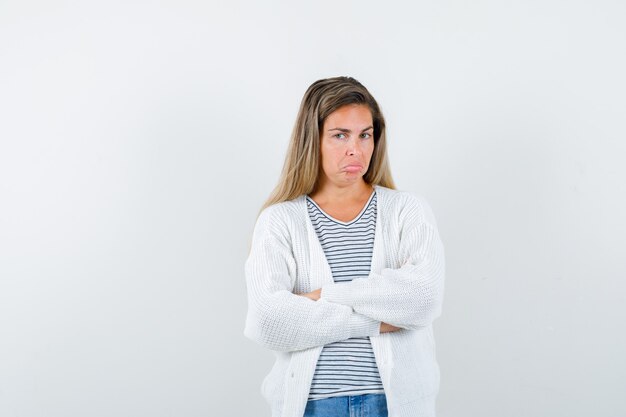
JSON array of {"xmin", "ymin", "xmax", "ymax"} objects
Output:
[{"xmin": 244, "ymin": 185, "xmax": 445, "ymax": 417}]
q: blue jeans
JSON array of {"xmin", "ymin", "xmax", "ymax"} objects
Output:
[{"xmin": 303, "ymin": 394, "xmax": 388, "ymax": 417}]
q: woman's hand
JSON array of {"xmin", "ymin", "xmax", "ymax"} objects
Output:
[
  {"xmin": 298, "ymin": 288, "xmax": 322, "ymax": 301},
  {"xmin": 380, "ymin": 322, "xmax": 402, "ymax": 333}
]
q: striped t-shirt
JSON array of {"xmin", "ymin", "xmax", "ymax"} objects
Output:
[{"xmin": 305, "ymin": 190, "xmax": 385, "ymax": 401}]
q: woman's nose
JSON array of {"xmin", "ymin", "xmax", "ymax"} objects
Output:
[{"xmin": 346, "ymin": 138, "xmax": 361, "ymax": 156}]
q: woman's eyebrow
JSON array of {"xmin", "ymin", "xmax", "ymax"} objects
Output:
[{"xmin": 328, "ymin": 126, "xmax": 373, "ymax": 133}]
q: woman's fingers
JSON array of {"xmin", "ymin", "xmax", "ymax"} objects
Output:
[{"xmin": 380, "ymin": 322, "xmax": 402, "ymax": 333}]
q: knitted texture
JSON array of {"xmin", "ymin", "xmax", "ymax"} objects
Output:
[{"xmin": 244, "ymin": 185, "xmax": 445, "ymax": 417}]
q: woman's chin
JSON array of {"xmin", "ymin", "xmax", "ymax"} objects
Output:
[{"xmin": 334, "ymin": 175, "xmax": 365, "ymax": 186}]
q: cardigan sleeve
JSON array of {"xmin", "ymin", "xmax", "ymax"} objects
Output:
[
  {"xmin": 320, "ymin": 194, "xmax": 445, "ymax": 330},
  {"xmin": 243, "ymin": 205, "xmax": 381, "ymax": 352}
]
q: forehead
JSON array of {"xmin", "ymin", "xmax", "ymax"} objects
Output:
[{"xmin": 323, "ymin": 104, "xmax": 373, "ymax": 126}]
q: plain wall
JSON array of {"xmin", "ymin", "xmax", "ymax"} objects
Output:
[{"xmin": 1, "ymin": 1, "xmax": 624, "ymax": 416}]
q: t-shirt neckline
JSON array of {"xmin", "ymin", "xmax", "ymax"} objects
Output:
[{"xmin": 306, "ymin": 188, "xmax": 377, "ymax": 226}]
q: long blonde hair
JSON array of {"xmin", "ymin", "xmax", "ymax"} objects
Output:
[{"xmin": 260, "ymin": 76, "xmax": 395, "ymax": 213}]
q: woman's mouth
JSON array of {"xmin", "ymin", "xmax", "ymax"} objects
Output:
[{"xmin": 343, "ymin": 164, "xmax": 363, "ymax": 173}]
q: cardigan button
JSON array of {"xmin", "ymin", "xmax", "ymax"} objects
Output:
[{"xmin": 291, "ymin": 372, "xmax": 294, "ymax": 378}]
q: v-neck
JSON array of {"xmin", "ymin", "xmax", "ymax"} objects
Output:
[{"xmin": 306, "ymin": 188, "xmax": 376, "ymax": 226}]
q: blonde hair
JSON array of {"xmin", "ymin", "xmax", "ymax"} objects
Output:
[{"xmin": 260, "ymin": 76, "xmax": 395, "ymax": 213}]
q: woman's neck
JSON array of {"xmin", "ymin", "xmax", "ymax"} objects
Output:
[{"xmin": 309, "ymin": 180, "xmax": 374, "ymax": 205}]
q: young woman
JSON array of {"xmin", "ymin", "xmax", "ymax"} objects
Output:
[{"xmin": 244, "ymin": 76, "xmax": 445, "ymax": 417}]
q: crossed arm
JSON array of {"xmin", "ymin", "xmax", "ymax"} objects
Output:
[
  {"xmin": 244, "ymin": 198, "xmax": 445, "ymax": 352},
  {"xmin": 297, "ymin": 288, "xmax": 402, "ymax": 333}
]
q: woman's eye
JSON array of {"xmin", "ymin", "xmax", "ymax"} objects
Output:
[
  {"xmin": 360, "ymin": 132, "xmax": 372, "ymax": 139},
  {"xmin": 334, "ymin": 133, "xmax": 346, "ymax": 139}
]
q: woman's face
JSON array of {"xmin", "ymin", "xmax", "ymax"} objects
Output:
[{"xmin": 318, "ymin": 104, "xmax": 375, "ymax": 189}]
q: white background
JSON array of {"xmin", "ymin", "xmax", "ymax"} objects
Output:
[{"xmin": 1, "ymin": 1, "xmax": 625, "ymax": 416}]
